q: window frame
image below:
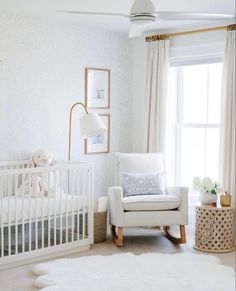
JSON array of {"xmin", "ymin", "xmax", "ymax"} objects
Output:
[{"xmin": 174, "ymin": 61, "xmax": 223, "ymax": 185}]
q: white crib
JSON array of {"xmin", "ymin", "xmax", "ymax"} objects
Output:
[{"xmin": 0, "ymin": 160, "xmax": 94, "ymax": 270}]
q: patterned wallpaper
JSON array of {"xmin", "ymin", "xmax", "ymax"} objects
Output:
[{"xmin": 0, "ymin": 14, "xmax": 132, "ymax": 196}]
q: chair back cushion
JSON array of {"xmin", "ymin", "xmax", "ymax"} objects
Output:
[{"xmin": 115, "ymin": 153, "xmax": 165, "ymax": 186}]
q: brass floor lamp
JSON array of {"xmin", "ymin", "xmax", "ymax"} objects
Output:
[{"xmin": 68, "ymin": 102, "xmax": 106, "ymax": 160}]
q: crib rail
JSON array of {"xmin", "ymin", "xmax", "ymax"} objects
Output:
[
  {"xmin": 0, "ymin": 162, "xmax": 93, "ymax": 269},
  {"xmin": 0, "ymin": 160, "xmax": 30, "ymax": 171}
]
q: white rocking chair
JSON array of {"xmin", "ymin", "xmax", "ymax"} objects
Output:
[{"xmin": 108, "ymin": 153, "xmax": 188, "ymax": 246}]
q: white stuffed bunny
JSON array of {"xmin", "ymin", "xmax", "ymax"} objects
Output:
[
  {"xmin": 17, "ymin": 149, "xmax": 60, "ymax": 197},
  {"xmin": 31, "ymin": 149, "xmax": 56, "ymax": 197}
]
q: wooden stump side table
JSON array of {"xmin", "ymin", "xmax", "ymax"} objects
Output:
[{"xmin": 194, "ymin": 203, "xmax": 235, "ymax": 253}]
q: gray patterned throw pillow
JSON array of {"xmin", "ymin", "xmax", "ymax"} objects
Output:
[{"xmin": 122, "ymin": 172, "xmax": 166, "ymax": 197}]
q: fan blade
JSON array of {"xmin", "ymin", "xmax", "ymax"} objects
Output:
[
  {"xmin": 59, "ymin": 10, "xmax": 129, "ymax": 18},
  {"xmin": 157, "ymin": 11, "xmax": 234, "ymax": 21},
  {"xmin": 129, "ymin": 23, "xmax": 145, "ymax": 38}
]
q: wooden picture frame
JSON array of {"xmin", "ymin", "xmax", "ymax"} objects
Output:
[
  {"xmin": 85, "ymin": 68, "xmax": 110, "ymax": 109},
  {"xmin": 85, "ymin": 114, "xmax": 110, "ymax": 154}
]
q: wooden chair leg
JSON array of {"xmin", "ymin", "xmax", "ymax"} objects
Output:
[
  {"xmin": 111, "ymin": 225, "xmax": 124, "ymax": 247},
  {"xmin": 163, "ymin": 225, "xmax": 186, "ymax": 244}
]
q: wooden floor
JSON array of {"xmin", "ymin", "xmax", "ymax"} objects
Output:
[{"xmin": 0, "ymin": 224, "xmax": 235, "ymax": 291}]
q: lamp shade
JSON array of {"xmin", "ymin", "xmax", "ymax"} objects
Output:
[{"xmin": 80, "ymin": 112, "xmax": 106, "ymax": 138}]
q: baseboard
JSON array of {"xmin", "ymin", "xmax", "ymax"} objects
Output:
[{"xmin": 0, "ymin": 243, "xmax": 91, "ymax": 271}]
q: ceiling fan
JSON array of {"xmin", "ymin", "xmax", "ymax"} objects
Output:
[{"xmin": 60, "ymin": 0, "xmax": 234, "ymax": 38}]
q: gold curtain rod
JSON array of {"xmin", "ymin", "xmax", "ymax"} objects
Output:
[{"xmin": 145, "ymin": 23, "xmax": 236, "ymax": 42}]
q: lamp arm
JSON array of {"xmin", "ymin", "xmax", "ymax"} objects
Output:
[{"xmin": 68, "ymin": 102, "xmax": 88, "ymax": 161}]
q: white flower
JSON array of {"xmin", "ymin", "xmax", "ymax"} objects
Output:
[
  {"xmin": 193, "ymin": 176, "xmax": 221, "ymax": 194},
  {"xmin": 201, "ymin": 177, "xmax": 213, "ymax": 191},
  {"xmin": 192, "ymin": 177, "xmax": 201, "ymax": 190}
]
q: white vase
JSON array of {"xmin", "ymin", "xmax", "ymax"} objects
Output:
[{"xmin": 199, "ymin": 191, "xmax": 217, "ymax": 204}]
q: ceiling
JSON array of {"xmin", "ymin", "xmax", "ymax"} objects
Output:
[{"xmin": 0, "ymin": 0, "xmax": 235, "ymax": 34}]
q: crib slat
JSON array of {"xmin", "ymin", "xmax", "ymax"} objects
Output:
[
  {"xmin": 76, "ymin": 169, "xmax": 80, "ymax": 241},
  {"xmin": 29, "ymin": 174, "xmax": 32, "ymax": 252},
  {"xmin": 22, "ymin": 174, "xmax": 25, "ymax": 253},
  {"xmin": 65, "ymin": 170, "xmax": 69, "ymax": 244},
  {"xmin": 88, "ymin": 168, "xmax": 93, "ymax": 242},
  {"xmin": 14, "ymin": 174, "xmax": 18, "ymax": 255},
  {"xmin": 71, "ymin": 169, "xmax": 74, "ymax": 243},
  {"xmin": 8, "ymin": 175, "xmax": 11, "ymax": 255},
  {"xmin": 42, "ymin": 175, "xmax": 45, "ymax": 249},
  {"xmin": 47, "ymin": 171, "xmax": 51, "ymax": 247},
  {"xmin": 82, "ymin": 169, "xmax": 86, "ymax": 240},
  {"xmin": 53, "ymin": 170, "xmax": 57, "ymax": 246},
  {"xmin": 35, "ymin": 173, "xmax": 38, "ymax": 251},
  {"xmin": 59, "ymin": 170, "xmax": 63, "ymax": 245},
  {"xmin": 1, "ymin": 176, "xmax": 4, "ymax": 257}
]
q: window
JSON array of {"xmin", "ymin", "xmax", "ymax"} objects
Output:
[{"xmin": 167, "ymin": 62, "xmax": 223, "ymax": 187}]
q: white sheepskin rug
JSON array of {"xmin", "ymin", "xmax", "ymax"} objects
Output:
[{"xmin": 33, "ymin": 253, "xmax": 235, "ymax": 291}]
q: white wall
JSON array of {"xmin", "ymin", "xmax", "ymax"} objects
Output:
[{"xmin": 0, "ymin": 14, "xmax": 132, "ymax": 197}]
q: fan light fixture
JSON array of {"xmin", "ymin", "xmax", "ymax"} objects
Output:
[{"xmin": 130, "ymin": 0, "xmax": 156, "ymax": 15}]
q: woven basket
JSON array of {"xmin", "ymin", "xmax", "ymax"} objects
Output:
[{"xmin": 94, "ymin": 211, "xmax": 107, "ymax": 243}]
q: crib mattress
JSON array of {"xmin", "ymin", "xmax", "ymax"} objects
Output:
[{"xmin": 0, "ymin": 194, "xmax": 88, "ymax": 225}]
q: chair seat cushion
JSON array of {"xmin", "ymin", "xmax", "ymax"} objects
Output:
[{"xmin": 122, "ymin": 195, "xmax": 180, "ymax": 211}]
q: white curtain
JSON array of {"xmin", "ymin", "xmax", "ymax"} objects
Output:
[
  {"xmin": 220, "ymin": 29, "xmax": 236, "ymax": 204},
  {"xmin": 145, "ymin": 40, "xmax": 170, "ymax": 153}
]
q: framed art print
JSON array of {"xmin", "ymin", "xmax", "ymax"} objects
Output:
[
  {"xmin": 85, "ymin": 68, "xmax": 110, "ymax": 109},
  {"xmin": 85, "ymin": 114, "xmax": 110, "ymax": 154}
]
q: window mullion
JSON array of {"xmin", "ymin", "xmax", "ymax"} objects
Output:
[{"xmin": 181, "ymin": 123, "xmax": 220, "ymax": 128}]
